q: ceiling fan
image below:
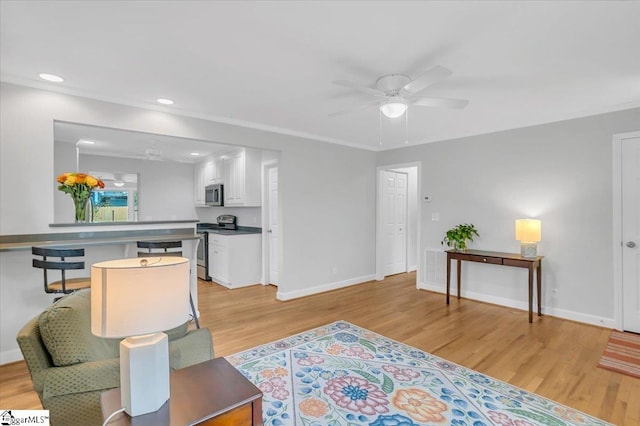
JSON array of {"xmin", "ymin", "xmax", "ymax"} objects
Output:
[{"xmin": 330, "ymin": 65, "xmax": 469, "ymax": 118}]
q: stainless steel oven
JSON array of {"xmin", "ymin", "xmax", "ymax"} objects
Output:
[{"xmin": 196, "ymin": 231, "xmax": 210, "ymax": 280}]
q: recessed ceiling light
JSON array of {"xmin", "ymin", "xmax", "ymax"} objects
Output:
[
  {"xmin": 190, "ymin": 152, "xmax": 200, "ymax": 156},
  {"xmin": 157, "ymin": 98, "xmax": 174, "ymax": 105}
]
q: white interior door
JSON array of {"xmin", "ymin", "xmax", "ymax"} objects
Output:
[
  {"xmin": 622, "ymin": 136, "xmax": 640, "ymax": 333},
  {"xmin": 382, "ymin": 170, "xmax": 407, "ymax": 276},
  {"xmin": 268, "ymin": 167, "xmax": 279, "ymax": 285}
]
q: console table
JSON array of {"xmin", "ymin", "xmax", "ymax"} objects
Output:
[
  {"xmin": 445, "ymin": 249, "xmax": 544, "ymax": 323},
  {"xmin": 101, "ymin": 357, "xmax": 263, "ymax": 425}
]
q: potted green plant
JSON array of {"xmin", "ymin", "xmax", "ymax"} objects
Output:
[{"xmin": 441, "ymin": 223, "xmax": 479, "ymax": 252}]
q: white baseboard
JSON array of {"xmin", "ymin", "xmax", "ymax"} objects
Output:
[
  {"xmin": 1, "ymin": 348, "xmax": 23, "ymax": 365},
  {"xmin": 277, "ymin": 274, "xmax": 376, "ymax": 301},
  {"xmin": 418, "ymin": 281, "xmax": 615, "ymax": 328}
]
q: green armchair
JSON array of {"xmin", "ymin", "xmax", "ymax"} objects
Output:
[{"xmin": 16, "ymin": 289, "xmax": 213, "ymax": 426}]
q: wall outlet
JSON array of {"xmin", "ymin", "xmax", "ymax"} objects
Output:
[
  {"xmin": 332, "ymin": 266, "xmax": 338, "ymax": 275},
  {"xmin": 431, "ymin": 213, "xmax": 440, "ymax": 221},
  {"xmin": 423, "ymin": 195, "xmax": 432, "ymax": 202}
]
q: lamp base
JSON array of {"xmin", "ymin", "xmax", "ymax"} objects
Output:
[
  {"xmin": 120, "ymin": 332, "xmax": 169, "ymax": 416},
  {"xmin": 520, "ymin": 242, "xmax": 538, "ymax": 258}
]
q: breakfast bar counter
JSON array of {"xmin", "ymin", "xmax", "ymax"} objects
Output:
[
  {"xmin": 0, "ymin": 229, "xmax": 199, "ymax": 251},
  {"xmin": 0, "ymin": 221, "xmax": 199, "ymax": 252}
]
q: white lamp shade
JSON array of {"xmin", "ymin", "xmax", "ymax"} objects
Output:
[
  {"xmin": 91, "ymin": 256, "xmax": 190, "ymax": 338},
  {"xmin": 515, "ymin": 219, "xmax": 542, "ymax": 242},
  {"xmin": 379, "ymin": 99, "xmax": 408, "ymax": 118}
]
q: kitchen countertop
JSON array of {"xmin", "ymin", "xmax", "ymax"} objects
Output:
[
  {"xmin": 50, "ymin": 219, "xmax": 198, "ymax": 227},
  {"xmin": 0, "ymin": 227, "xmax": 198, "ymax": 251},
  {"xmin": 197, "ymin": 224, "xmax": 262, "ymax": 235}
]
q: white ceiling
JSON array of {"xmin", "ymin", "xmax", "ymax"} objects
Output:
[{"xmin": 2, "ymin": 1, "xmax": 639, "ymax": 151}]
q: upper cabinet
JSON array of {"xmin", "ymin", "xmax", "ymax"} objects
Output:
[
  {"xmin": 194, "ymin": 148, "xmax": 262, "ymax": 207},
  {"xmin": 203, "ymin": 159, "xmax": 223, "ymax": 185},
  {"xmin": 194, "ymin": 162, "xmax": 206, "ymax": 206},
  {"xmin": 224, "ymin": 148, "xmax": 261, "ymax": 207}
]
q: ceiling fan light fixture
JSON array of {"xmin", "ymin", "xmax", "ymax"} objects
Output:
[
  {"xmin": 39, "ymin": 73, "xmax": 64, "ymax": 83},
  {"xmin": 379, "ymin": 98, "xmax": 407, "ymax": 118}
]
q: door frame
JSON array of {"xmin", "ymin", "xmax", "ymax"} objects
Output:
[
  {"xmin": 612, "ymin": 130, "xmax": 640, "ymax": 330},
  {"xmin": 376, "ymin": 162, "xmax": 421, "ymax": 284},
  {"xmin": 261, "ymin": 159, "xmax": 280, "ymax": 286}
]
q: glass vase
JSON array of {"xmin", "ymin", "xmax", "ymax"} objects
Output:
[{"xmin": 74, "ymin": 196, "xmax": 90, "ymax": 223}]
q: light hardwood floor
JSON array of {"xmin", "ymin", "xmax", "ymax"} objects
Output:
[{"xmin": 1, "ymin": 272, "xmax": 638, "ymax": 424}]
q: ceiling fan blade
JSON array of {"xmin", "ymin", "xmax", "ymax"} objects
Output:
[
  {"xmin": 329, "ymin": 101, "xmax": 379, "ymax": 117},
  {"xmin": 411, "ymin": 97, "xmax": 469, "ymax": 109},
  {"xmin": 403, "ymin": 66, "xmax": 453, "ymax": 94},
  {"xmin": 333, "ymin": 80, "xmax": 384, "ymax": 96}
]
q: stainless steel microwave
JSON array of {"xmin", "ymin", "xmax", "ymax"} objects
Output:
[{"xmin": 205, "ymin": 184, "xmax": 223, "ymax": 206}]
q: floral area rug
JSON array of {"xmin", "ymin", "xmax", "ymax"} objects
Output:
[{"xmin": 226, "ymin": 321, "xmax": 610, "ymax": 426}]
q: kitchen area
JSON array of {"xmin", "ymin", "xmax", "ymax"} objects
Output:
[{"xmin": 193, "ymin": 146, "xmax": 279, "ymax": 289}]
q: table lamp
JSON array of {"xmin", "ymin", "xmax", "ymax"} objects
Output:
[
  {"xmin": 515, "ymin": 219, "xmax": 541, "ymax": 258},
  {"xmin": 91, "ymin": 256, "xmax": 190, "ymax": 417}
]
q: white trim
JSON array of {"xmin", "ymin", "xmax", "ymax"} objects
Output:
[
  {"xmin": 418, "ymin": 281, "xmax": 615, "ymax": 328},
  {"xmin": 276, "ymin": 274, "xmax": 376, "ymax": 301},
  {"xmin": 1, "ymin": 348, "xmax": 23, "ymax": 365},
  {"xmin": 261, "ymin": 160, "xmax": 279, "ymax": 286},
  {"xmin": 375, "ymin": 162, "xmax": 422, "ymax": 286},
  {"xmin": 612, "ymin": 130, "xmax": 640, "ymax": 331}
]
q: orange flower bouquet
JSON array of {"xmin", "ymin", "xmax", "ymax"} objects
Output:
[{"xmin": 56, "ymin": 172, "xmax": 105, "ymax": 222}]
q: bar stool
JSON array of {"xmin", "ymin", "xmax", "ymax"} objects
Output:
[
  {"xmin": 137, "ymin": 240, "xmax": 183, "ymax": 257},
  {"xmin": 32, "ymin": 247, "xmax": 91, "ymax": 298},
  {"xmin": 136, "ymin": 241, "xmax": 200, "ymax": 329}
]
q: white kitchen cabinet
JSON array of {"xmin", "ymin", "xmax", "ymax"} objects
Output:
[
  {"xmin": 194, "ymin": 162, "xmax": 206, "ymax": 206},
  {"xmin": 204, "ymin": 159, "xmax": 224, "ymax": 185},
  {"xmin": 213, "ymin": 158, "xmax": 224, "ymax": 183},
  {"xmin": 223, "ymin": 148, "xmax": 261, "ymax": 206},
  {"xmin": 208, "ymin": 232, "xmax": 261, "ymax": 288},
  {"xmin": 203, "ymin": 160, "xmax": 215, "ymax": 184},
  {"xmin": 210, "ymin": 242, "xmax": 229, "ymax": 283}
]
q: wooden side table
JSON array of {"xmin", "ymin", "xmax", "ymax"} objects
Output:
[
  {"xmin": 445, "ymin": 249, "xmax": 544, "ymax": 323},
  {"xmin": 101, "ymin": 357, "xmax": 263, "ymax": 426}
]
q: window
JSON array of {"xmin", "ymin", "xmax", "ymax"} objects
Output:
[{"xmin": 91, "ymin": 190, "xmax": 138, "ymax": 222}]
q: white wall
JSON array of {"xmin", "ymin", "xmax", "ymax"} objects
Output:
[
  {"xmin": 196, "ymin": 206, "xmax": 262, "ymax": 227},
  {"xmin": 377, "ymin": 108, "xmax": 640, "ymax": 326},
  {"xmin": 84, "ymin": 153, "xmax": 196, "ymax": 222},
  {"xmin": 0, "ymin": 83, "xmax": 377, "ymax": 363}
]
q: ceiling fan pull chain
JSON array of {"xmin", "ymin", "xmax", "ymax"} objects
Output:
[
  {"xmin": 379, "ymin": 109, "xmax": 383, "ymax": 146},
  {"xmin": 405, "ymin": 108, "xmax": 409, "ymax": 145}
]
